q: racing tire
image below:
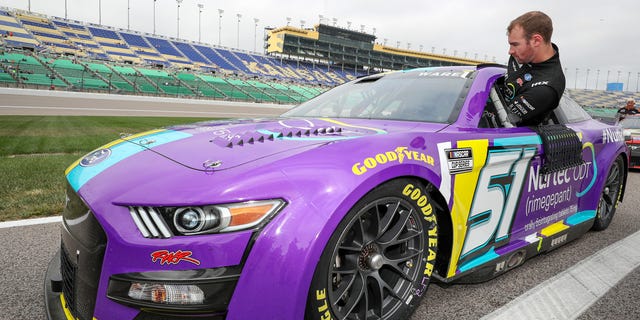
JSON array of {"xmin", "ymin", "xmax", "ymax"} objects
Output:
[
  {"xmin": 305, "ymin": 178, "xmax": 439, "ymax": 320},
  {"xmin": 592, "ymin": 155, "xmax": 624, "ymax": 231}
]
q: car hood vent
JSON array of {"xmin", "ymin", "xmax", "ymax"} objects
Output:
[{"xmin": 211, "ymin": 126, "xmax": 344, "ymax": 148}]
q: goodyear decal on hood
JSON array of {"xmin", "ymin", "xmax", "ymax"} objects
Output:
[{"xmin": 66, "ymin": 129, "xmax": 192, "ymax": 192}]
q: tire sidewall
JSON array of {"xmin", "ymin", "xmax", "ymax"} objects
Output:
[
  {"xmin": 593, "ymin": 155, "xmax": 624, "ymax": 231},
  {"xmin": 305, "ymin": 178, "xmax": 439, "ymax": 320}
]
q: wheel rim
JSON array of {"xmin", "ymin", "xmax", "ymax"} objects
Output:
[
  {"xmin": 598, "ymin": 159, "xmax": 622, "ymax": 220},
  {"xmin": 327, "ymin": 197, "xmax": 425, "ymax": 319}
]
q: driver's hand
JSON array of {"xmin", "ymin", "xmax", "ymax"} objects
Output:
[{"xmin": 507, "ymin": 112, "xmax": 521, "ymax": 125}]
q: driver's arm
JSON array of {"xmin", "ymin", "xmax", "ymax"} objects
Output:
[{"xmin": 504, "ymin": 85, "xmax": 559, "ymax": 126}]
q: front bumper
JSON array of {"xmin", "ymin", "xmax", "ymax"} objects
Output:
[
  {"xmin": 44, "ymin": 250, "xmax": 69, "ymax": 320},
  {"xmin": 44, "ymin": 246, "xmax": 240, "ymax": 320}
]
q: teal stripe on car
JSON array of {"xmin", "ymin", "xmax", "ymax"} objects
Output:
[{"xmin": 67, "ymin": 130, "xmax": 192, "ymax": 192}]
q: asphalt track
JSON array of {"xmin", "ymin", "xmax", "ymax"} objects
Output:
[
  {"xmin": 1, "ymin": 89, "xmax": 639, "ymax": 319},
  {"xmin": 0, "ymin": 87, "xmax": 291, "ymax": 118}
]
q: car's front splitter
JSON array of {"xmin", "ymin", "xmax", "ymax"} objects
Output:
[{"xmin": 44, "ymin": 250, "xmax": 70, "ymax": 320}]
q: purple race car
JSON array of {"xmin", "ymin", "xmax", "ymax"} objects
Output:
[{"xmin": 45, "ymin": 65, "xmax": 628, "ymax": 320}]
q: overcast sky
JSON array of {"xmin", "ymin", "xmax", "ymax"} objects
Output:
[{"xmin": 1, "ymin": 0, "xmax": 638, "ymax": 91}]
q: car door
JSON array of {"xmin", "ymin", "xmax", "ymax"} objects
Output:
[{"xmin": 440, "ymin": 93, "xmax": 599, "ymax": 281}]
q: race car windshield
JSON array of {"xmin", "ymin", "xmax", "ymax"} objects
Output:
[{"xmin": 283, "ymin": 71, "xmax": 470, "ymax": 123}]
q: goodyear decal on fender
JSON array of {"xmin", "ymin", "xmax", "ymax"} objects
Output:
[
  {"xmin": 352, "ymin": 146, "xmax": 434, "ymax": 175},
  {"xmin": 66, "ymin": 129, "xmax": 192, "ymax": 191}
]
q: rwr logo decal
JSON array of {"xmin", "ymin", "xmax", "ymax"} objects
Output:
[{"xmin": 151, "ymin": 249, "xmax": 201, "ymax": 266}]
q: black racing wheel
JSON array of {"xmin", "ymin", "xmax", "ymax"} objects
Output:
[
  {"xmin": 592, "ymin": 155, "xmax": 624, "ymax": 231},
  {"xmin": 306, "ymin": 178, "xmax": 439, "ymax": 320}
]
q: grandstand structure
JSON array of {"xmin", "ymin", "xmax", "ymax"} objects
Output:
[
  {"xmin": 265, "ymin": 23, "xmax": 483, "ymax": 72},
  {"xmin": 1, "ymin": 6, "xmax": 637, "ymax": 111},
  {"xmin": 0, "ymin": 8, "xmax": 345, "ymax": 103}
]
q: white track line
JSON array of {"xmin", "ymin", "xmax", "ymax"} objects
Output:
[
  {"xmin": 0, "ymin": 216, "xmax": 61, "ymax": 229},
  {"xmin": 482, "ymin": 229, "xmax": 640, "ymax": 320}
]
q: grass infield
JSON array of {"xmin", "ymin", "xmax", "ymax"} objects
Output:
[{"xmin": 0, "ymin": 115, "xmax": 212, "ymax": 222}]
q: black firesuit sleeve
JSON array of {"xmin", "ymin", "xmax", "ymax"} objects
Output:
[{"xmin": 505, "ymin": 85, "xmax": 559, "ymax": 126}]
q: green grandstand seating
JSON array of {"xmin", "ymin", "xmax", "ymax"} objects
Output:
[
  {"xmin": 48, "ymin": 58, "xmax": 109, "ymax": 90},
  {"xmin": 198, "ymin": 75, "xmax": 252, "ymax": 100},
  {"xmin": 267, "ymin": 82, "xmax": 308, "ymax": 102},
  {"xmin": 110, "ymin": 65, "xmax": 159, "ymax": 94},
  {"xmin": 0, "ymin": 71, "xmax": 17, "ymax": 83},
  {"xmin": 176, "ymin": 72, "xmax": 224, "ymax": 98},
  {"xmin": 288, "ymin": 84, "xmax": 319, "ymax": 98},
  {"xmin": 0, "ymin": 53, "xmax": 67, "ymax": 87},
  {"xmin": 226, "ymin": 78, "xmax": 275, "ymax": 102},
  {"xmin": 136, "ymin": 68, "xmax": 195, "ymax": 96},
  {"xmin": 86, "ymin": 62, "xmax": 135, "ymax": 92}
]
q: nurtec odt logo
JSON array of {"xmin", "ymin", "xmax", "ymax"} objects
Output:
[{"xmin": 80, "ymin": 148, "xmax": 112, "ymax": 167}]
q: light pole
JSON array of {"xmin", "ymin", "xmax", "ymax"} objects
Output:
[
  {"xmin": 637, "ymin": 72, "xmax": 639, "ymax": 92},
  {"xmin": 218, "ymin": 9, "xmax": 224, "ymax": 46},
  {"xmin": 65, "ymin": 0, "xmax": 67, "ymax": 19},
  {"xmin": 617, "ymin": 70, "xmax": 621, "ymax": 83},
  {"xmin": 153, "ymin": 0, "xmax": 157, "ymax": 34},
  {"xmin": 198, "ymin": 4, "xmax": 204, "ymax": 42},
  {"xmin": 236, "ymin": 13, "xmax": 242, "ymax": 49},
  {"xmin": 28, "ymin": 0, "xmax": 30, "ymax": 12},
  {"xmin": 332, "ymin": 18, "xmax": 337, "ymax": 27},
  {"xmin": 585, "ymin": 68, "xmax": 590, "ymax": 90},
  {"xmin": 575, "ymin": 68, "xmax": 578, "ymax": 89},
  {"xmin": 253, "ymin": 18, "xmax": 259, "ymax": 52},
  {"xmin": 286, "ymin": 17, "xmax": 291, "ymax": 26},
  {"xmin": 606, "ymin": 70, "xmax": 610, "ymax": 85},
  {"xmin": 627, "ymin": 72, "xmax": 631, "ymax": 91},
  {"xmin": 99, "ymin": 0, "xmax": 102, "ymax": 24},
  {"xmin": 176, "ymin": 0, "xmax": 183, "ymax": 38},
  {"xmin": 127, "ymin": 0, "xmax": 130, "ymax": 29},
  {"xmin": 596, "ymin": 69, "xmax": 600, "ymax": 90}
]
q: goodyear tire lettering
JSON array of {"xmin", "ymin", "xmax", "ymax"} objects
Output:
[
  {"xmin": 402, "ymin": 183, "xmax": 438, "ymax": 291},
  {"xmin": 315, "ymin": 289, "xmax": 332, "ymax": 320}
]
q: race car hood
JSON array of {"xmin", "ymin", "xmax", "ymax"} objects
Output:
[
  {"xmin": 116, "ymin": 118, "xmax": 448, "ymax": 171},
  {"xmin": 66, "ymin": 118, "xmax": 446, "ymax": 194},
  {"xmin": 151, "ymin": 117, "xmax": 397, "ymax": 172}
]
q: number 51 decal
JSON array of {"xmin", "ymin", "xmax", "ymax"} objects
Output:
[{"xmin": 459, "ymin": 147, "xmax": 537, "ymax": 264}]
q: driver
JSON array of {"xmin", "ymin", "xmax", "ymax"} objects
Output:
[{"xmin": 499, "ymin": 11, "xmax": 566, "ymax": 126}]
